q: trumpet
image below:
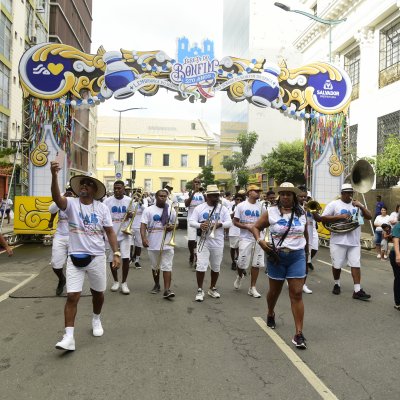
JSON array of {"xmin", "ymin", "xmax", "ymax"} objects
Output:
[
  {"xmin": 197, "ymin": 201, "xmax": 219, "ymax": 252},
  {"xmin": 304, "ymin": 200, "xmax": 322, "ymax": 214},
  {"xmin": 117, "ymin": 187, "xmax": 144, "ymax": 236}
]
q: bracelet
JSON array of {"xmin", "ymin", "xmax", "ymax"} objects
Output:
[
  {"xmin": 113, "ymin": 251, "xmax": 121, "ymax": 257},
  {"xmin": 256, "ymin": 238, "xmax": 262, "ymax": 244}
]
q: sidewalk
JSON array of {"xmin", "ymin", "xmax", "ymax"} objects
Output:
[{"xmin": 0, "ymin": 217, "xmax": 14, "ymax": 235}]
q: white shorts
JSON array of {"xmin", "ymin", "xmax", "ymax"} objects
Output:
[
  {"xmin": 66, "ymin": 254, "xmax": 106, "ymax": 293},
  {"xmin": 229, "ymin": 236, "xmax": 240, "ymax": 249},
  {"xmin": 106, "ymin": 238, "xmax": 131, "ymax": 262},
  {"xmin": 237, "ymin": 240, "xmax": 264, "ymax": 269},
  {"xmin": 309, "ymin": 234, "xmax": 319, "ymax": 251},
  {"xmin": 196, "ymin": 246, "xmax": 223, "ymax": 272},
  {"xmin": 133, "ymin": 228, "xmax": 143, "ymax": 247},
  {"xmin": 148, "ymin": 249, "xmax": 174, "ymax": 272},
  {"xmin": 51, "ymin": 236, "xmax": 69, "ymax": 270},
  {"xmin": 330, "ymin": 243, "xmax": 361, "ymax": 269},
  {"xmin": 187, "ymin": 225, "xmax": 197, "ymax": 241}
]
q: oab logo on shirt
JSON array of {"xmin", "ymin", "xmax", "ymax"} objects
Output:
[
  {"xmin": 244, "ymin": 209, "xmax": 260, "ymax": 217},
  {"xmin": 153, "ymin": 214, "xmax": 161, "ymax": 221},
  {"xmin": 111, "ymin": 205, "xmax": 127, "ymax": 213},
  {"xmin": 340, "ymin": 208, "xmax": 356, "ymax": 216},
  {"xmin": 202, "ymin": 212, "xmax": 219, "ymax": 221},
  {"xmin": 277, "ymin": 217, "xmax": 301, "ymax": 227}
]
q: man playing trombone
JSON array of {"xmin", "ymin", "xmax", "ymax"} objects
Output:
[
  {"xmin": 140, "ymin": 189, "xmax": 177, "ymax": 299},
  {"xmin": 103, "ymin": 180, "xmax": 132, "ymax": 294},
  {"xmin": 131, "ymin": 188, "xmax": 148, "ymax": 269},
  {"xmin": 189, "ymin": 185, "xmax": 231, "ymax": 302}
]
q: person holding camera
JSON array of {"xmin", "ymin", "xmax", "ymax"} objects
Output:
[{"xmin": 251, "ymin": 182, "xmax": 308, "ymax": 349}]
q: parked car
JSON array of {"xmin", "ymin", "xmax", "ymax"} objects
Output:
[{"xmin": 172, "ymin": 192, "xmax": 188, "ymax": 228}]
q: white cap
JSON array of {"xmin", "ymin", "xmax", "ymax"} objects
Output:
[{"xmin": 341, "ymin": 183, "xmax": 354, "ymax": 192}]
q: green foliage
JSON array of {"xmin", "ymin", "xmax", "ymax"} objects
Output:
[
  {"xmin": 376, "ymin": 135, "xmax": 400, "ymax": 179},
  {"xmin": 198, "ymin": 165, "xmax": 217, "ymax": 187},
  {"xmin": 261, "ymin": 140, "xmax": 305, "ymax": 185},
  {"xmin": 221, "ymin": 131, "xmax": 259, "ymax": 187},
  {"xmin": 0, "ymin": 147, "xmax": 16, "ymax": 168}
]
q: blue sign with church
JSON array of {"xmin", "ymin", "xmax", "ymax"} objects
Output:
[{"xmin": 177, "ymin": 37, "xmax": 214, "ymax": 63}]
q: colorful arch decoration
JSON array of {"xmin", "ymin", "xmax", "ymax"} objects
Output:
[{"xmin": 19, "ymin": 43, "xmax": 352, "ymax": 119}]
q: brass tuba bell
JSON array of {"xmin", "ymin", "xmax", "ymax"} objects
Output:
[{"xmin": 344, "ymin": 159, "xmax": 375, "ymax": 194}]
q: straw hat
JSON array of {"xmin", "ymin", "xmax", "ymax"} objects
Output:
[
  {"xmin": 246, "ymin": 184, "xmax": 261, "ymax": 193},
  {"xmin": 69, "ymin": 175, "xmax": 106, "ymax": 200},
  {"xmin": 341, "ymin": 183, "xmax": 354, "ymax": 192},
  {"xmin": 205, "ymin": 184, "xmax": 220, "ymax": 195},
  {"xmin": 277, "ymin": 182, "xmax": 300, "ymax": 195}
]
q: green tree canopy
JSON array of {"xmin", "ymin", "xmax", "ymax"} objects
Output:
[
  {"xmin": 221, "ymin": 131, "xmax": 259, "ymax": 187},
  {"xmin": 261, "ymin": 140, "xmax": 305, "ymax": 185},
  {"xmin": 376, "ymin": 135, "xmax": 400, "ymax": 184}
]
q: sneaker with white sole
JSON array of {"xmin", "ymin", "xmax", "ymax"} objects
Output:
[
  {"xmin": 110, "ymin": 281, "xmax": 120, "ymax": 292},
  {"xmin": 234, "ymin": 275, "xmax": 242, "ymax": 290},
  {"xmin": 55, "ymin": 335, "xmax": 75, "ymax": 351},
  {"xmin": 121, "ymin": 282, "xmax": 130, "ymax": 295},
  {"xmin": 377, "ymin": 254, "xmax": 381, "ymax": 259},
  {"xmin": 207, "ymin": 287, "xmax": 221, "ymax": 298},
  {"xmin": 195, "ymin": 288, "xmax": 204, "ymax": 302},
  {"xmin": 248, "ymin": 287, "xmax": 261, "ymax": 298},
  {"xmin": 92, "ymin": 319, "xmax": 104, "ymax": 337},
  {"xmin": 303, "ymin": 284, "xmax": 313, "ymax": 294}
]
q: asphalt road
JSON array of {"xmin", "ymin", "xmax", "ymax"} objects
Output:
[{"xmin": 0, "ymin": 230, "xmax": 399, "ymax": 400}]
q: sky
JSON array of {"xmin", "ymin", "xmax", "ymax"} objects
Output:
[{"xmin": 91, "ymin": 0, "xmax": 224, "ymax": 133}]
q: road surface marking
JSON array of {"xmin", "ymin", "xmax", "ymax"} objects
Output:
[
  {"xmin": 0, "ymin": 244, "xmax": 22, "ymax": 255},
  {"xmin": 253, "ymin": 317, "xmax": 339, "ymax": 400},
  {"xmin": 316, "ymin": 259, "xmax": 350, "ymax": 274},
  {"xmin": 0, "ymin": 273, "xmax": 38, "ymax": 303}
]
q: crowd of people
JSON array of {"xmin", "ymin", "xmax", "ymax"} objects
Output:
[{"xmin": 1, "ymin": 165, "xmax": 399, "ymax": 353}]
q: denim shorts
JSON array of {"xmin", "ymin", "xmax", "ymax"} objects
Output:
[
  {"xmin": 374, "ymin": 231, "xmax": 383, "ymax": 245},
  {"xmin": 265, "ymin": 249, "xmax": 306, "ymax": 280}
]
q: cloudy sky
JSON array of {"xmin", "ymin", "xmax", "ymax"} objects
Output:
[{"xmin": 91, "ymin": 0, "xmax": 224, "ymax": 133}]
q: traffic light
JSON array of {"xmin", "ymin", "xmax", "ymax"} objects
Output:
[{"xmin": 131, "ymin": 169, "xmax": 136, "ymax": 182}]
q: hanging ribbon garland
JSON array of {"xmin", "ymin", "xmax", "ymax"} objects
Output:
[
  {"xmin": 28, "ymin": 98, "xmax": 75, "ymax": 160},
  {"xmin": 304, "ymin": 113, "xmax": 347, "ymax": 180}
]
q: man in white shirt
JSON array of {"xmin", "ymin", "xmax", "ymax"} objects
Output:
[
  {"xmin": 130, "ymin": 188, "xmax": 148, "ymax": 269},
  {"xmin": 0, "ymin": 194, "xmax": 12, "ymax": 224},
  {"xmin": 319, "ymin": 183, "xmax": 372, "ymax": 301},
  {"xmin": 48, "ymin": 187, "xmax": 74, "ymax": 296},
  {"xmin": 103, "ymin": 180, "xmax": 132, "ymax": 294},
  {"xmin": 233, "ymin": 184, "xmax": 266, "ymax": 298},
  {"xmin": 51, "ymin": 162, "xmax": 120, "ymax": 351},
  {"xmin": 189, "ymin": 184, "xmax": 232, "ymax": 302},
  {"xmin": 140, "ymin": 189, "xmax": 177, "ymax": 298},
  {"xmin": 185, "ymin": 178, "xmax": 205, "ymax": 267}
]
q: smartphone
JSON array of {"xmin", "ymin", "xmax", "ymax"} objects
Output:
[{"xmin": 54, "ymin": 150, "xmax": 65, "ymax": 169}]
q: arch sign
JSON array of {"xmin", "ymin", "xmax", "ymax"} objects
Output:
[{"xmin": 19, "ymin": 43, "xmax": 352, "ymax": 118}]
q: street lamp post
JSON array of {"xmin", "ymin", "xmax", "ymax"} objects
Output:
[
  {"xmin": 131, "ymin": 145, "xmax": 149, "ymax": 187},
  {"xmin": 274, "ymin": 2, "xmax": 346, "ymax": 62},
  {"xmin": 196, "ymin": 137, "xmax": 212, "ymax": 166}
]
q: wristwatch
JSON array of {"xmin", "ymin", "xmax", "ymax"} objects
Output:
[
  {"xmin": 256, "ymin": 238, "xmax": 262, "ymax": 244},
  {"xmin": 113, "ymin": 251, "xmax": 121, "ymax": 257}
]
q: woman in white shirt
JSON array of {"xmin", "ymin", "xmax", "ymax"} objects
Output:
[{"xmin": 374, "ymin": 207, "xmax": 391, "ymax": 259}]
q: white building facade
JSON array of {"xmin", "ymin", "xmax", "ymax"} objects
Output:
[{"xmin": 294, "ymin": 0, "xmax": 400, "ymax": 187}]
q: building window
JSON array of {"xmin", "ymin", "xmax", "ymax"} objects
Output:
[
  {"xmin": 107, "ymin": 152, "xmax": 115, "ymax": 165},
  {"xmin": 348, "ymin": 124, "xmax": 358, "ymax": 162},
  {"xmin": 1, "ymin": 0, "xmax": 12, "ymax": 14},
  {"xmin": 311, "ymin": 3, "xmax": 317, "ymax": 16},
  {"xmin": 163, "ymin": 154, "xmax": 170, "ymax": 166},
  {"xmin": 380, "ymin": 19, "xmax": 400, "ymax": 87},
  {"xmin": 145, "ymin": 153, "xmax": 152, "ymax": 166},
  {"xmin": 181, "ymin": 154, "xmax": 188, "ymax": 167},
  {"xmin": 126, "ymin": 152, "xmax": 133, "ymax": 165},
  {"xmin": 144, "ymin": 179, "xmax": 152, "ymax": 192},
  {"xmin": 0, "ymin": 62, "xmax": 9, "ymax": 108},
  {"xmin": 161, "ymin": 181, "xmax": 169, "ymax": 189},
  {"xmin": 199, "ymin": 155, "xmax": 206, "ymax": 167},
  {"xmin": 180, "ymin": 180, "xmax": 187, "ymax": 191},
  {"xmin": 345, "ymin": 48, "xmax": 360, "ymax": 100},
  {"xmin": 0, "ymin": 112, "xmax": 8, "ymax": 148},
  {"xmin": 0, "ymin": 12, "xmax": 11, "ymax": 59}
]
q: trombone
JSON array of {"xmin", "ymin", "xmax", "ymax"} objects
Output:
[
  {"xmin": 197, "ymin": 200, "xmax": 221, "ymax": 252},
  {"xmin": 117, "ymin": 187, "xmax": 144, "ymax": 236}
]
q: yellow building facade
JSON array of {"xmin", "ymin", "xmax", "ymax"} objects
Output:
[{"xmin": 96, "ymin": 116, "xmax": 232, "ymax": 192}]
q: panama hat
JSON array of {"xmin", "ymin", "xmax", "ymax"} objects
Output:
[
  {"xmin": 69, "ymin": 175, "xmax": 106, "ymax": 200},
  {"xmin": 341, "ymin": 183, "xmax": 354, "ymax": 192},
  {"xmin": 206, "ymin": 184, "xmax": 220, "ymax": 195},
  {"xmin": 246, "ymin": 184, "xmax": 261, "ymax": 193},
  {"xmin": 277, "ymin": 182, "xmax": 301, "ymax": 195}
]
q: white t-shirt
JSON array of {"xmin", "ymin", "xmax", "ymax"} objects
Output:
[
  {"xmin": 64, "ymin": 197, "xmax": 113, "ymax": 256},
  {"xmin": 228, "ymin": 203, "xmax": 240, "ymax": 237},
  {"xmin": 49, "ymin": 202, "xmax": 69, "ymax": 238},
  {"xmin": 389, "ymin": 211, "xmax": 399, "ymax": 227},
  {"xmin": 132, "ymin": 198, "xmax": 148, "ymax": 229},
  {"xmin": 187, "ymin": 192, "xmax": 205, "ymax": 219},
  {"xmin": 141, "ymin": 204, "xmax": 176, "ymax": 251},
  {"xmin": 305, "ymin": 210, "xmax": 318, "ymax": 246},
  {"xmin": 103, "ymin": 195, "xmax": 132, "ymax": 241},
  {"xmin": 1, "ymin": 198, "xmax": 12, "ymax": 211},
  {"xmin": 189, "ymin": 202, "xmax": 232, "ymax": 248},
  {"xmin": 374, "ymin": 214, "xmax": 391, "ymax": 232},
  {"xmin": 322, "ymin": 199, "xmax": 362, "ymax": 246},
  {"xmin": 222, "ymin": 197, "xmax": 231, "ymax": 209},
  {"xmin": 234, "ymin": 200, "xmax": 266, "ymax": 241},
  {"xmin": 268, "ymin": 206, "xmax": 306, "ymax": 250}
]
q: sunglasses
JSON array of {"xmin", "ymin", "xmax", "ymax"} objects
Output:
[{"xmin": 80, "ymin": 179, "xmax": 96, "ymax": 187}]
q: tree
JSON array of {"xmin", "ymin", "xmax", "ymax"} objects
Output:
[
  {"xmin": 261, "ymin": 140, "xmax": 305, "ymax": 185},
  {"xmin": 221, "ymin": 131, "xmax": 259, "ymax": 187},
  {"xmin": 198, "ymin": 165, "xmax": 217, "ymax": 187},
  {"xmin": 375, "ymin": 135, "xmax": 400, "ymax": 186}
]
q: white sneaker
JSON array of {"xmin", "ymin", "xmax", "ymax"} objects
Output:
[
  {"xmin": 303, "ymin": 284, "xmax": 313, "ymax": 294},
  {"xmin": 377, "ymin": 254, "xmax": 381, "ymax": 259},
  {"xmin": 121, "ymin": 282, "xmax": 130, "ymax": 295},
  {"xmin": 92, "ymin": 319, "xmax": 104, "ymax": 337},
  {"xmin": 208, "ymin": 287, "xmax": 221, "ymax": 298},
  {"xmin": 384, "ymin": 254, "xmax": 388, "ymax": 260},
  {"xmin": 234, "ymin": 275, "xmax": 242, "ymax": 290},
  {"xmin": 55, "ymin": 335, "xmax": 75, "ymax": 351},
  {"xmin": 248, "ymin": 287, "xmax": 261, "ymax": 298},
  {"xmin": 195, "ymin": 288, "xmax": 204, "ymax": 302},
  {"xmin": 110, "ymin": 281, "xmax": 120, "ymax": 292}
]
